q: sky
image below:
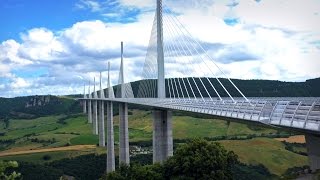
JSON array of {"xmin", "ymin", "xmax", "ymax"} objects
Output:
[{"xmin": 0, "ymin": 0, "xmax": 319, "ymax": 97}]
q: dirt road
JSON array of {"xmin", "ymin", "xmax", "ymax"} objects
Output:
[{"xmin": 0, "ymin": 145, "xmax": 96, "ymax": 157}]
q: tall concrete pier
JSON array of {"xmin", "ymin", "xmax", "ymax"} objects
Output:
[
  {"xmin": 99, "ymin": 72, "xmax": 105, "ymax": 147},
  {"xmin": 92, "ymin": 78, "xmax": 98, "ymax": 135},
  {"xmin": 119, "ymin": 42, "xmax": 130, "ymax": 165},
  {"xmin": 87, "ymin": 81, "xmax": 92, "ymax": 124},
  {"xmin": 83, "ymin": 84, "xmax": 87, "ymax": 113},
  {"xmin": 153, "ymin": 110, "xmax": 173, "ymax": 163},
  {"xmin": 106, "ymin": 62, "xmax": 115, "ymax": 172},
  {"xmin": 306, "ymin": 134, "xmax": 320, "ymax": 172},
  {"xmin": 152, "ymin": 0, "xmax": 173, "ymax": 163}
]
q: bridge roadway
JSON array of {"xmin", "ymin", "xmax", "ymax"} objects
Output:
[{"xmin": 80, "ymin": 97, "xmax": 320, "ymax": 134}]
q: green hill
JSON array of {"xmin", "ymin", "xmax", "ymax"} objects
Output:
[{"xmin": 0, "ymin": 95, "xmax": 81, "ymax": 119}]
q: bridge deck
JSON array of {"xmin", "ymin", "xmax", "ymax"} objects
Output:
[{"xmin": 80, "ymin": 97, "xmax": 320, "ymax": 134}]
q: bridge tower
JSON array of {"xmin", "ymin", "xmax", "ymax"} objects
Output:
[
  {"xmin": 106, "ymin": 62, "xmax": 115, "ymax": 173},
  {"xmin": 87, "ymin": 80, "xmax": 92, "ymax": 124},
  {"xmin": 92, "ymin": 78, "xmax": 98, "ymax": 135},
  {"xmin": 119, "ymin": 42, "xmax": 130, "ymax": 165},
  {"xmin": 153, "ymin": 0, "xmax": 173, "ymax": 163},
  {"xmin": 83, "ymin": 84, "xmax": 87, "ymax": 113},
  {"xmin": 98, "ymin": 72, "xmax": 105, "ymax": 147}
]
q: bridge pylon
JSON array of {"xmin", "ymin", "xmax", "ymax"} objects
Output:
[
  {"xmin": 87, "ymin": 80, "xmax": 92, "ymax": 124},
  {"xmin": 106, "ymin": 62, "xmax": 115, "ymax": 173},
  {"xmin": 92, "ymin": 77, "xmax": 98, "ymax": 135},
  {"xmin": 98, "ymin": 72, "xmax": 105, "ymax": 147},
  {"xmin": 83, "ymin": 84, "xmax": 87, "ymax": 114},
  {"xmin": 119, "ymin": 42, "xmax": 130, "ymax": 165},
  {"xmin": 153, "ymin": 0, "xmax": 173, "ymax": 164}
]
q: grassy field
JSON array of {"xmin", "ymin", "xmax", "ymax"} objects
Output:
[
  {"xmin": 0, "ymin": 109, "xmax": 307, "ymax": 176},
  {"xmin": 0, "ymin": 147, "xmax": 106, "ymax": 164},
  {"xmin": 220, "ymin": 138, "xmax": 308, "ymax": 175}
]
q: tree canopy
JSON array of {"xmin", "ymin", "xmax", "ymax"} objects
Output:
[{"xmin": 106, "ymin": 139, "xmax": 238, "ymax": 180}]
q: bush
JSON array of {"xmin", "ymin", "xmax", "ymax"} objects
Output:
[{"xmin": 43, "ymin": 155, "xmax": 52, "ymax": 161}]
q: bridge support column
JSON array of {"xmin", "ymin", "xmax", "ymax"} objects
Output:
[
  {"xmin": 92, "ymin": 100, "xmax": 98, "ymax": 135},
  {"xmin": 88, "ymin": 100, "xmax": 92, "ymax": 123},
  {"xmin": 306, "ymin": 134, "xmax": 320, "ymax": 172},
  {"xmin": 99, "ymin": 101, "xmax": 105, "ymax": 147},
  {"xmin": 119, "ymin": 102, "xmax": 130, "ymax": 165},
  {"xmin": 153, "ymin": 109, "xmax": 173, "ymax": 163},
  {"xmin": 83, "ymin": 100, "xmax": 87, "ymax": 114},
  {"xmin": 106, "ymin": 101, "xmax": 115, "ymax": 172}
]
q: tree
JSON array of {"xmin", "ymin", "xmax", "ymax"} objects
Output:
[
  {"xmin": 105, "ymin": 139, "xmax": 238, "ymax": 180},
  {"xmin": 4, "ymin": 116, "xmax": 9, "ymax": 129},
  {"xmin": 105, "ymin": 163, "xmax": 164, "ymax": 180},
  {"xmin": 164, "ymin": 139, "xmax": 238, "ymax": 180},
  {"xmin": 0, "ymin": 161, "xmax": 21, "ymax": 180}
]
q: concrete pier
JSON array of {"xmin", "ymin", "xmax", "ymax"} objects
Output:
[
  {"xmin": 306, "ymin": 134, "xmax": 320, "ymax": 172},
  {"xmin": 92, "ymin": 100, "xmax": 98, "ymax": 135},
  {"xmin": 88, "ymin": 100, "xmax": 92, "ymax": 123},
  {"xmin": 106, "ymin": 101, "xmax": 115, "ymax": 172},
  {"xmin": 118, "ymin": 42, "xmax": 130, "ymax": 165},
  {"xmin": 119, "ymin": 102, "xmax": 130, "ymax": 164},
  {"xmin": 99, "ymin": 101, "xmax": 105, "ymax": 147},
  {"xmin": 83, "ymin": 100, "xmax": 87, "ymax": 114},
  {"xmin": 153, "ymin": 109, "xmax": 173, "ymax": 163},
  {"xmin": 98, "ymin": 72, "xmax": 105, "ymax": 147},
  {"xmin": 152, "ymin": 0, "xmax": 172, "ymax": 164}
]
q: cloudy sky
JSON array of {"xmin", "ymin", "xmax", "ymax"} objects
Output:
[{"xmin": 0, "ymin": 0, "xmax": 319, "ymax": 97}]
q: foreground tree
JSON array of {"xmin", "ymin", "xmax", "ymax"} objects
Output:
[
  {"xmin": 164, "ymin": 139, "xmax": 238, "ymax": 180},
  {"xmin": 0, "ymin": 161, "xmax": 21, "ymax": 180},
  {"xmin": 105, "ymin": 139, "xmax": 238, "ymax": 180}
]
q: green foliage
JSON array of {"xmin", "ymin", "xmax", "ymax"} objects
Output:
[
  {"xmin": 281, "ymin": 165, "xmax": 310, "ymax": 179},
  {"xmin": 0, "ymin": 161, "xmax": 21, "ymax": 180},
  {"xmin": 42, "ymin": 155, "xmax": 51, "ymax": 161},
  {"xmin": 164, "ymin": 139, "xmax": 238, "ymax": 180},
  {"xmin": 283, "ymin": 142, "xmax": 307, "ymax": 156},
  {"xmin": 17, "ymin": 162, "xmax": 63, "ymax": 180},
  {"xmin": 50, "ymin": 154, "xmax": 106, "ymax": 180},
  {"xmin": 106, "ymin": 139, "xmax": 239, "ymax": 180}
]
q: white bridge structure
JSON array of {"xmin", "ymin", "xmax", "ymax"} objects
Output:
[{"xmin": 79, "ymin": 0, "xmax": 320, "ymax": 173}]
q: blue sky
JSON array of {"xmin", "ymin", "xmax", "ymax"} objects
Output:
[{"xmin": 0, "ymin": 0, "xmax": 319, "ymax": 97}]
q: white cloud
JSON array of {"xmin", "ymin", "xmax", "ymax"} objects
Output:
[
  {"xmin": 0, "ymin": 0, "xmax": 320, "ymax": 97},
  {"xmin": 75, "ymin": 0, "xmax": 102, "ymax": 12},
  {"xmin": 235, "ymin": 0, "xmax": 320, "ymax": 31},
  {"xmin": 10, "ymin": 77, "xmax": 31, "ymax": 89}
]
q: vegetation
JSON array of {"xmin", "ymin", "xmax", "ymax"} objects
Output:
[
  {"xmin": 106, "ymin": 139, "xmax": 275, "ymax": 180},
  {"xmin": 0, "ymin": 95, "xmax": 81, "ymax": 120},
  {"xmin": 0, "ymin": 161, "xmax": 21, "ymax": 180}
]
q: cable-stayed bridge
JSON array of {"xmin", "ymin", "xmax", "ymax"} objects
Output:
[{"xmin": 79, "ymin": 0, "xmax": 320, "ymax": 173}]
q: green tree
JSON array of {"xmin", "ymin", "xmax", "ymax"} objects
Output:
[
  {"xmin": 0, "ymin": 161, "xmax": 21, "ymax": 180},
  {"xmin": 164, "ymin": 139, "xmax": 238, "ymax": 180},
  {"xmin": 105, "ymin": 139, "xmax": 238, "ymax": 180},
  {"xmin": 105, "ymin": 163, "xmax": 164, "ymax": 180}
]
